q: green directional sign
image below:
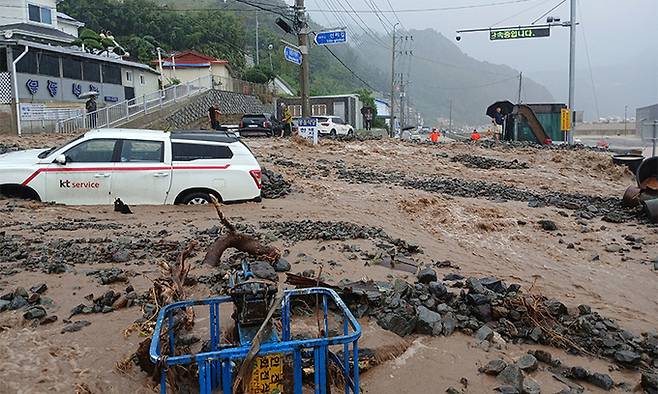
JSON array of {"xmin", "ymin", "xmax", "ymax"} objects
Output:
[{"xmin": 490, "ymin": 27, "xmax": 550, "ymax": 41}]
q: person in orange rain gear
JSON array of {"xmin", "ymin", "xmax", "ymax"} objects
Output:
[
  {"xmin": 471, "ymin": 129, "xmax": 481, "ymax": 141},
  {"xmin": 429, "ymin": 128, "xmax": 439, "ymax": 143}
]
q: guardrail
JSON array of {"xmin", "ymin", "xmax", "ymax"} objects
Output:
[{"xmin": 55, "ymin": 75, "xmax": 213, "ymax": 134}]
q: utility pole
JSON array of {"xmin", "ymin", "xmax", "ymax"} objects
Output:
[
  {"xmin": 389, "ymin": 22, "xmax": 399, "ymax": 137},
  {"xmin": 449, "ymin": 99, "xmax": 452, "ymax": 132},
  {"xmin": 399, "ymin": 73, "xmax": 405, "ymax": 129},
  {"xmin": 567, "ymin": 0, "xmax": 576, "ymax": 144},
  {"xmin": 517, "ymin": 72, "xmax": 523, "ymax": 104},
  {"xmin": 255, "ymin": 16, "xmax": 260, "ymax": 66},
  {"xmin": 295, "ymin": 0, "xmax": 310, "ymax": 117},
  {"xmin": 624, "ymin": 105, "xmax": 628, "ymax": 134}
]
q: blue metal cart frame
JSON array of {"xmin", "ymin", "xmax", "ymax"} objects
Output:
[{"xmin": 150, "ymin": 287, "xmax": 362, "ymax": 394}]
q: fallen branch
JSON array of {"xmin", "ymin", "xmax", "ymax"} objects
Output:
[{"xmin": 202, "ymin": 195, "xmax": 280, "ymax": 266}]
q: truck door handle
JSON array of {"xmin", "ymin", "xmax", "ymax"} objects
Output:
[
  {"xmin": 94, "ymin": 173, "xmax": 111, "ymax": 178},
  {"xmin": 153, "ymin": 172, "xmax": 170, "ymax": 178}
]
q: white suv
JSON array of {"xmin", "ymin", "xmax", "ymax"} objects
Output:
[
  {"xmin": 315, "ymin": 116, "xmax": 354, "ymax": 137},
  {"xmin": 0, "ymin": 129, "xmax": 262, "ymax": 205}
]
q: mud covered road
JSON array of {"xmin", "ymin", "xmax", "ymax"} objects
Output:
[{"xmin": 0, "ymin": 134, "xmax": 656, "ymax": 393}]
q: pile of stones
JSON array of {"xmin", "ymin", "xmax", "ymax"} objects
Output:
[
  {"xmin": 341, "ymin": 270, "xmax": 657, "ymax": 376},
  {"xmin": 451, "ymin": 154, "xmax": 529, "ymax": 170},
  {"xmin": 261, "ymin": 168, "xmax": 292, "ymax": 199},
  {"xmin": 260, "ymin": 220, "xmax": 422, "ymax": 255},
  {"xmin": 0, "ymin": 284, "xmax": 57, "ymax": 324},
  {"xmin": 86, "ymin": 268, "xmax": 130, "ymax": 285},
  {"xmin": 70, "ymin": 285, "xmax": 139, "ymax": 317},
  {"xmin": 471, "ymin": 140, "xmax": 607, "ymax": 153}
]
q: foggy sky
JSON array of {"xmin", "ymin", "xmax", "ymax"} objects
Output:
[{"xmin": 304, "ymin": 0, "xmax": 658, "ymax": 117}]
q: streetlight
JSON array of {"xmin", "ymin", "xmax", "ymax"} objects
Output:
[{"xmin": 268, "ymin": 44, "xmax": 274, "ymax": 71}]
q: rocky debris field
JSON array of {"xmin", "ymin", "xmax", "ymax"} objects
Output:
[{"xmin": 0, "ymin": 135, "xmax": 656, "ymax": 393}]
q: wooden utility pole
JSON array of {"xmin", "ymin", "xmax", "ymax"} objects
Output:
[{"xmin": 389, "ymin": 23, "xmax": 399, "ymax": 137}]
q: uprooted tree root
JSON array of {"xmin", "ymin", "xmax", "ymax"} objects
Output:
[{"xmin": 203, "ymin": 195, "xmax": 281, "ymax": 266}]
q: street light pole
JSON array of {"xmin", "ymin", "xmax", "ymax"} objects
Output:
[{"xmin": 567, "ymin": 0, "xmax": 576, "ymax": 144}]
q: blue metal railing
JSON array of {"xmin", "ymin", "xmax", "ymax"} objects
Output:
[{"xmin": 150, "ymin": 287, "xmax": 361, "ymax": 394}]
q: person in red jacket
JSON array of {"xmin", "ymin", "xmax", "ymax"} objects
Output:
[
  {"xmin": 429, "ymin": 128, "xmax": 439, "ymax": 143},
  {"xmin": 470, "ymin": 129, "xmax": 481, "ymax": 141}
]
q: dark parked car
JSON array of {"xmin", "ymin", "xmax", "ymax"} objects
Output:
[{"xmin": 238, "ymin": 113, "xmax": 281, "ymax": 137}]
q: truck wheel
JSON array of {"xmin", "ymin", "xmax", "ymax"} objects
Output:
[
  {"xmin": 330, "ymin": 129, "xmax": 337, "ymax": 138},
  {"xmin": 181, "ymin": 192, "xmax": 213, "ymax": 205}
]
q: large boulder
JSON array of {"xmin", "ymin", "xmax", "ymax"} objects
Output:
[{"xmin": 415, "ymin": 305, "xmax": 442, "ymax": 335}]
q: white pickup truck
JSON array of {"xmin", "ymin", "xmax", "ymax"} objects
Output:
[{"xmin": 0, "ymin": 129, "xmax": 262, "ymax": 205}]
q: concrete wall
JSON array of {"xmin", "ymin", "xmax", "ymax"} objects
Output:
[{"xmin": 161, "ymin": 64, "xmax": 230, "ymax": 85}]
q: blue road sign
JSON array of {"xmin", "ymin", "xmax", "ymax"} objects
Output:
[
  {"xmin": 284, "ymin": 46, "xmax": 302, "ymax": 65},
  {"xmin": 314, "ymin": 30, "xmax": 347, "ymax": 46}
]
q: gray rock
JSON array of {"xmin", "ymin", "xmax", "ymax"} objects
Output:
[
  {"xmin": 466, "ymin": 277, "xmax": 486, "ymax": 294},
  {"xmin": 377, "ymin": 306, "xmax": 417, "ymax": 337},
  {"xmin": 516, "ymin": 354, "xmax": 538, "ymax": 372},
  {"xmin": 274, "ymin": 258, "xmax": 291, "ymax": 272},
  {"xmin": 475, "ymin": 325, "xmax": 494, "ymax": 342},
  {"xmin": 0, "ymin": 299, "xmax": 10, "ymax": 312},
  {"xmin": 481, "ymin": 359, "xmax": 507, "ymax": 375},
  {"xmin": 250, "ymin": 261, "xmax": 277, "ymax": 281},
  {"xmin": 494, "ymin": 385, "xmax": 520, "ymax": 394},
  {"xmin": 480, "ymin": 277, "xmax": 506, "ymax": 293},
  {"xmin": 429, "ymin": 281, "xmax": 448, "ymax": 298},
  {"xmin": 23, "ymin": 306, "xmax": 46, "ymax": 320},
  {"xmin": 30, "ymin": 283, "xmax": 47, "ymax": 294},
  {"xmin": 641, "ymin": 372, "xmax": 658, "ymax": 393},
  {"xmin": 416, "ymin": 306, "xmax": 442, "ymax": 335},
  {"xmin": 529, "ymin": 327, "xmax": 543, "ymax": 342},
  {"xmin": 9, "ymin": 295, "xmax": 28, "ymax": 310},
  {"xmin": 14, "ymin": 287, "xmax": 29, "ymax": 298},
  {"xmin": 531, "ymin": 350, "xmax": 552, "ymax": 364},
  {"xmin": 442, "ymin": 315, "xmax": 457, "ymax": 336},
  {"xmin": 445, "ymin": 387, "xmax": 461, "ymax": 394},
  {"xmin": 538, "ymin": 220, "xmax": 557, "ymax": 231},
  {"xmin": 521, "ymin": 376, "xmax": 541, "ymax": 394},
  {"xmin": 431, "ymin": 321, "xmax": 444, "ymax": 337},
  {"xmin": 613, "ymin": 350, "xmax": 641, "ymax": 365},
  {"xmin": 605, "ymin": 243, "xmax": 621, "ymax": 253},
  {"xmin": 570, "ymin": 366, "xmax": 589, "ymax": 380},
  {"xmin": 61, "ymin": 320, "xmax": 91, "ymax": 333},
  {"xmin": 587, "ymin": 373, "xmax": 613, "ymax": 390},
  {"xmin": 417, "ymin": 267, "xmax": 437, "ymax": 284},
  {"xmin": 112, "ymin": 250, "xmax": 130, "ymax": 263},
  {"xmin": 497, "ymin": 365, "xmax": 524, "ymax": 391}
]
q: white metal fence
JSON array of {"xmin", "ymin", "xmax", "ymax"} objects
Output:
[{"xmin": 55, "ymin": 75, "xmax": 213, "ymax": 134}]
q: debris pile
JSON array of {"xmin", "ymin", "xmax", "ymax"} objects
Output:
[
  {"xmin": 261, "ymin": 168, "xmax": 292, "ymax": 199},
  {"xmin": 451, "ymin": 154, "xmax": 529, "ymax": 170},
  {"xmin": 0, "ymin": 143, "xmax": 20, "ymax": 155},
  {"xmin": 337, "ymin": 272, "xmax": 658, "ymax": 373}
]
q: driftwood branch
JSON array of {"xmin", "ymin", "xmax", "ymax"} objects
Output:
[{"xmin": 202, "ymin": 195, "xmax": 280, "ymax": 266}]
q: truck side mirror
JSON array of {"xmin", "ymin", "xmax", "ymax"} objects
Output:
[{"xmin": 54, "ymin": 154, "xmax": 67, "ymax": 165}]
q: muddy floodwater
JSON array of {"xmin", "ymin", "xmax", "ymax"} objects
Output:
[{"xmin": 0, "ymin": 135, "xmax": 656, "ymax": 393}]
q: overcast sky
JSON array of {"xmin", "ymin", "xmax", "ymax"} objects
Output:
[{"xmin": 304, "ymin": 0, "xmax": 658, "ymax": 116}]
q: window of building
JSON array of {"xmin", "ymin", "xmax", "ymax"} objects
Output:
[
  {"xmin": 290, "ymin": 105, "xmax": 302, "ymax": 117},
  {"xmin": 125, "ymin": 71, "xmax": 132, "ymax": 82},
  {"xmin": 14, "ymin": 48, "xmax": 37, "ymax": 74},
  {"xmin": 82, "ymin": 61, "xmax": 101, "ymax": 82},
  {"xmin": 120, "ymin": 140, "xmax": 164, "ymax": 162},
  {"xmin": 139, "ymin": 74, "xmax": 145, "ymax": 85},
  {"xmin": 64, "ymin": 139, "xmax": 118, "ymax": 163},
  {"xmin": 38, "ymin": 53, "xmax": 60, "ymax": 77},
  {"xmin": 172, "ymin": 143, "xmax": 233, "ymax": 161},
  {"xmin": 311, "ymin": 104, "xmax": 327, "ymax": 116},
  {"xmin": 102, "ymin": 64, "xmax": 121, "ymax": 85},
  {"xmin": 28, "ymin": 4, "xmax": 52, "ymax": 24},
  {"xmin": 0, "ymin": 49, "xmax": 7, "ymax": 72},
  {"xmin": 62, "ymin": 56, "xmax": 82, "ymax": 79}
]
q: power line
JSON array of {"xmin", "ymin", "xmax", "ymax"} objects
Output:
[
  {"xmin": 531, "ymin": 0, "xmax": 567, "ymax": 24},
  {"xmin": 577, "ymin": 0, "xmax": 600, "ymax": 119},
  {"xmin": 323, "ymin": 46, "xmax": 376, "ymax": 90},
  {"xmin": 489, "ymin": 0, "xmax": 551, "ymax": 28}
]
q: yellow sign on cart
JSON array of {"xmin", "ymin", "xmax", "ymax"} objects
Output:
[
  {"xmin": 250, "ymin": 353, "xmax": 284, "ymax": 394},
  {"xmin": 561, "ymin": 108, "xmax": 571, "ymax": 131}
]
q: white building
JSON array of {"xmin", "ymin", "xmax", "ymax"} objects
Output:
[{"xmin": 0, "ymin": 0, "xmax": 161, "ymax": 134}]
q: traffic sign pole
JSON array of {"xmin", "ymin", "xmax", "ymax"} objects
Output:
[
  {"xmin": 567, "ymin": 0, "xmax": 576, "ymax": 144},
  {"xmin": 295, "ymin": 0, "xmax": 310, "ymax": 118}
]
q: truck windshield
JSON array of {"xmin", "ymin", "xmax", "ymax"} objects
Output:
[{"xmin": 37, "ymin": 134, "xmax": 84, "ymax": 159}]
